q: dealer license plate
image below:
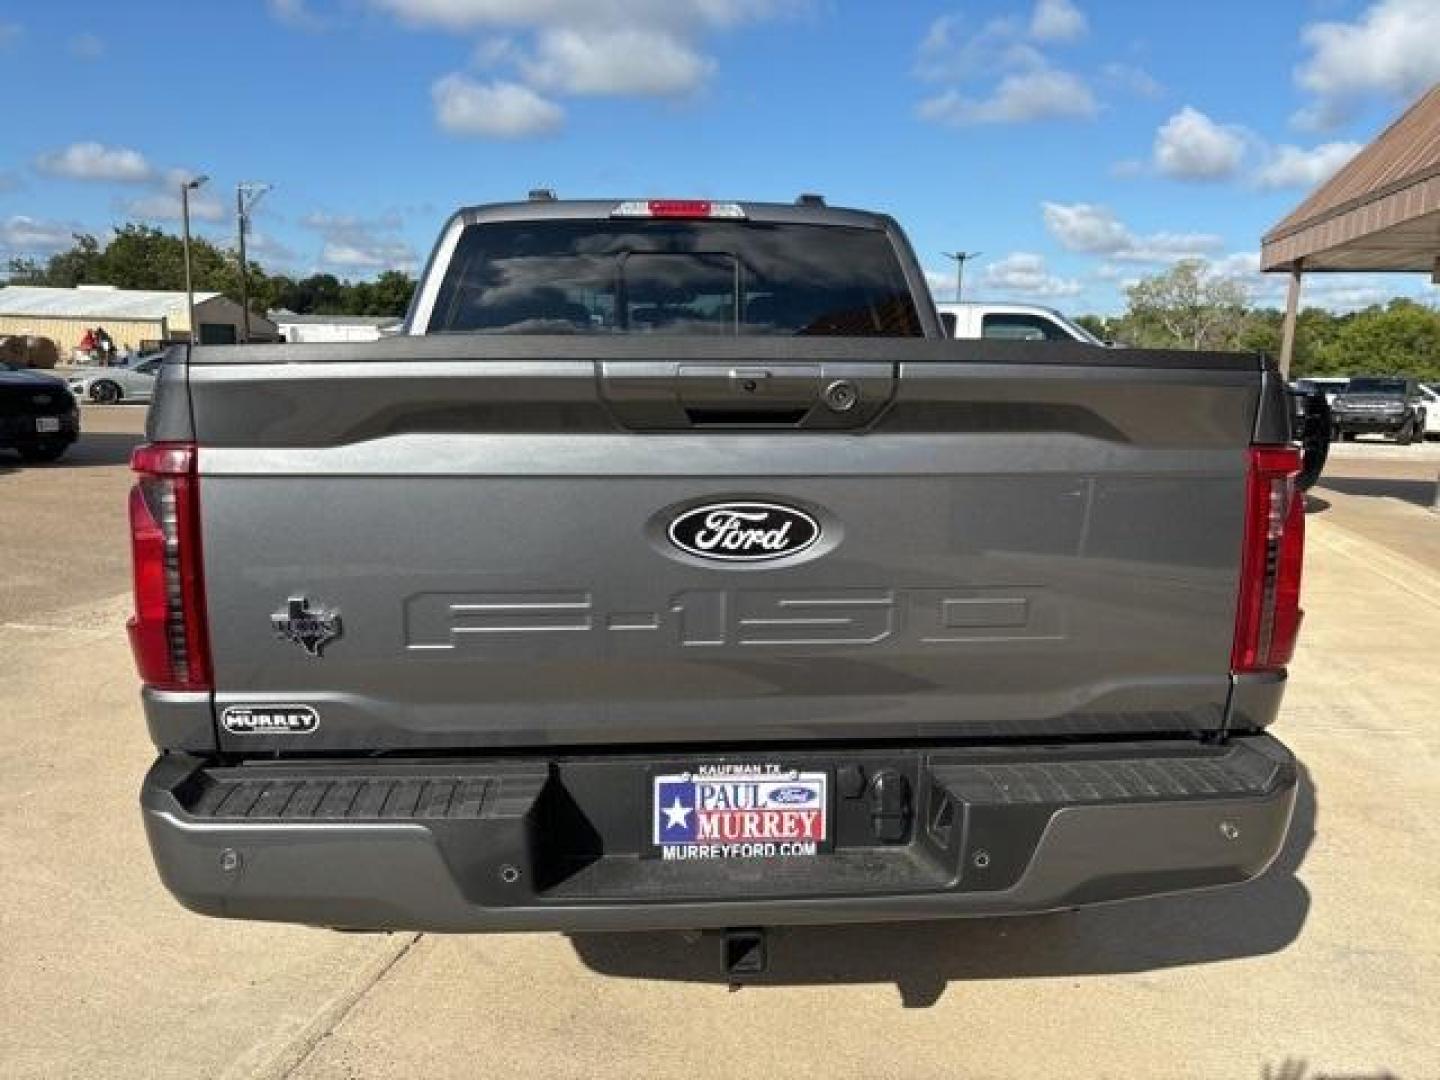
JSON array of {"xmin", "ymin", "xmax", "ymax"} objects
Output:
[
  {"xmin": 35, "ymin": 417, "xmax": 60, "ymax": 433},
  {"xmin": 652, "ymin": 767, "xmax": 828, "ymax": 860}
]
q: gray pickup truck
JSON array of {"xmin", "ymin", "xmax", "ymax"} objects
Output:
[{"xmin": 135, "ymin": 196, "xmax": 1304, "ymax": 953}]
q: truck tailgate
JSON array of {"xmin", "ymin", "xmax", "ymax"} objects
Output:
[{"xmin": 185, "ymin": 337, "xmax": 1261, "ymax": 753}]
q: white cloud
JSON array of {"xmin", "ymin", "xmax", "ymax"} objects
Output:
[
  {"xmin": 521, "ymin": 27, "xmax": 711, "ymax": 96},
  {"xmin": 371, "ymin": 0, "xmax": 782, "ymax": 31},
  {"xmin": 115, "ymin": 167, "xmax": 225, "ymax": 223},
  {"xmin": 301, "ymin": 211, "xmax": 416, "ymax": 273},
  {"xmin": 122, "ymin": 189, "xmax": 225, "ymax": 223},
  {"xmin": 915, "ymin": 14, "xmax": 1043, "ymax": 83},
  {"xmin": 1042, "ymin": 201, "xmax": 1222, "ymax": 264},
  {"xmin": 245, "ymin": 231, "xmax": 299, "ymax": 267},
  {"xmin": 431, "ymin": 74, "xmax": 564, "ymax": 137},
  {"xmin": 979, "ymin": 252, "xmax": 1083, "ymax": 298},
  {"xmin": 919, "ymin": 68, "xmax": 1096, "ymax": 125},
  {"xmin": 1101, "ymin": 61, "xmax": 1162, "ymax": 98},
  {"xmin": 268, "ymin": 0, "xmax": 328, "ymax": 30},
  {"xmin": 322, "ymin": 244, "xmax": 399, "ymax": 269},
  {"xmin": 374, "ymin": 0, "xmax": 784, "ymax": 103},
  {"xmin": 1206, "ymin": 251, "xmax": 1262, "ymax": 280},
  {"xmin": 1253, "ymin": 141, "xmax": 1363, "ymax": 190},
  {"xmin": 1029, "ymin": 0, "xmax": 1086, "ymax": 43},
  {"xmin": 915, "ymin": 5, "xmax": 1095, "ymax": 128},
  {"xmin": 1152, "ymin": 106, "xmax": 1246, "ymax": 181},
  {"xmin": 472, "ymin": 35, "xmax": 519, "ymax": 67},
  {"xmin": 1118, "ymin": 232, "xmax": 1224, "ymax": 264},
  {"xmin": 923, "ymin": 268, "xmax": 955, "ymax": 298},
  {"xmin": 0, "ymin": 215, "xmax": 78, "ymax": 255},
  {"xmin": 1295, "ymin": 278, "xmax": 1404, "ymax": 312},
  {"xmin": 1196, "ymin": 251, "xmax": 1423, "ymax": 313},
  {"xmin": 1041, "ymin": 202, "xmax": 1131, "ymax": 254},
  {"xmin": 68, "ymin": 33, "xmax": 105, "ymax": 59},
  {"xmin": 35, "ymin": 142, "xmax": 154, "ymax": 183},
  {"xmin": 0, "ymin": 21, "xmax": 20, "ymax": 48},
  {"xmin": 1294, "ymin": 0, "xmax": 1440, "ymax": 130}
]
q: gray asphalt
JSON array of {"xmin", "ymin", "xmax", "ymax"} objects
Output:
[{"xmin": 2, "ymin": 407, "xmax": 1436, "ymax": 1078}]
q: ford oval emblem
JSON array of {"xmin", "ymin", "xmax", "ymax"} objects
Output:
[
  {"xmin": 668, "ymin": 501, "xmax": 820, "ymax": 563},
  {"xmin": 770, "ymin": 785, "xmax": 817, "ymax": 805}
]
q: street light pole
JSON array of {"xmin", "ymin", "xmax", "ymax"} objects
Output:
[
  {"xmin": 235, "ymin": 182, "xmax": 272, "ymax": 344},
  {"xmin": 236, "ymin": 186, "xmax": 249, "ymax": 343},
  {"xmin": 941, "ymin": 250, "xmax": 982, "ymax": 302},
  {"xmin": 180, "ymin": 174, "xmax": 209, "ymax": 344}
]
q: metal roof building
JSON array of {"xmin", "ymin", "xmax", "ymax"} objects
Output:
[
  {"xmin": 0, "ymin": 285, "xmax": 221, "ymax": 320},
  {"xmin": 268, "ymin": 310, "xmax": 399, "ymax": 343},
  {"xmin": 0, "ymin": 285, "xmax": 277, "ymax": 353},
  {"xmin": 1262, "ymin": 83, "xmax": 1440, "ymax": 373}
]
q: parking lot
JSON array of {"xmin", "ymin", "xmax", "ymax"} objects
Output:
[{"xmin": 2, "ymin": 406, "xmax": 1437, "ymax": 1079}]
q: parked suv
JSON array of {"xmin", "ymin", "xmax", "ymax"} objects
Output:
[{"xmin": 1331, "ymin": 376, "xmax": 1427, "ymax": 444}]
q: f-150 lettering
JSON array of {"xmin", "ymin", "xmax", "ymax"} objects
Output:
[{"xmin": 404, "ymin": 587, "xmax": 1050, "ymax": 650}]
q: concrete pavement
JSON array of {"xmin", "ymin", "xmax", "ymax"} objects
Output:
[
  {"xmin": 0, "ymin": 405, "xmax": 144, "ymax": 624},
  {"xmin": 1, "ymin": 408, "xmax": 1436, "ymax": 1078},
  {"xmin": 1312, "ymin": 440, "xmax": 1440, "ymax": 573}
]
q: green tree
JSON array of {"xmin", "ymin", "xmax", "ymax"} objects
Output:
[
  {"xmin": 1312, "ymin": 299, "xmax": 1440, "ymax": 381},
  {"xmin": 1120, "ymin": 260, "xmax": 1251, "ymax": 350},
  {"xmin": 9, "ymin": 233, "xmax": 105, "ymax": 286},
  {"xmin": 1074, "ymin": 313, "xmax": 1123, "ymax": 342}
]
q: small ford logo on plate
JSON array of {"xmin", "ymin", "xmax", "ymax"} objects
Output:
[
  {"xmin": 770, "ymin": 785, "xmax": 817, "ymax": 805},
  {"xmin": 668, "ymin": 501, "xmax": 820, "ymax": 563}
]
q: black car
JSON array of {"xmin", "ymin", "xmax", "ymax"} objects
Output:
[
  {"xmin": 0, "ymin": 362, "xmax": 80, "ymax": 462},
  {"xmin": 1331, "ymin": 375, "xmax": 1427, "ymax": 444}
]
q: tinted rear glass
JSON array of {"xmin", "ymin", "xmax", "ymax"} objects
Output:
[{"xmin": 428, "ymin": 220, "xmax": 922, "ymax": 337}]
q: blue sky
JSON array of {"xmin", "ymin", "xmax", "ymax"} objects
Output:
[{"xmin": 2, "ymin": 0, "xmax": 1439, "ymax": 314}]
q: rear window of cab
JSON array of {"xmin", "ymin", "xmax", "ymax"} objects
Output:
[{"xmin": 428, "ymin": 220, "xmax": 923, "ymax": 337}]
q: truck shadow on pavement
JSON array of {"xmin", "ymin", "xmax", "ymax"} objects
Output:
[
  {"xmin": 1317, "ymin": 476, "xmax": 1436, "ymax": 509},
  {"xmin": 0, "ymin": 432, "xmax": 144, "ymax": 473},
  {"xmin": 569, "ymin": 767, "xmax": 1316, "ymax": 1008}
]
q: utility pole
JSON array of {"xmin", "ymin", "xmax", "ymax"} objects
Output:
[
  {"xmin": 941, "ymin": 251, "xmax": 981, "ymax": 302},
  {"xmin": 236, "ymin": 182, "xmax": 272, "ymax": 343},
  {"xmin": 181, "ymin": 175, "xmax": 209, "ymax": 344}
]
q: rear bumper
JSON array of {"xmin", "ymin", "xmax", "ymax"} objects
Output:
[{"xmin": 142, "ymin": 736, "xmax": 1298, "ymax": 932}]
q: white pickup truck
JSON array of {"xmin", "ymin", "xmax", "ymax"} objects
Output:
[{"xmin": 937, "ymin": 301, "xmax": 1106, "ymax": 345}]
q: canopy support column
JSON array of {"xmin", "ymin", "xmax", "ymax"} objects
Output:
[{"xmin": 1277, "ymin": 260, "xmax": 1304, "ymax": 378}]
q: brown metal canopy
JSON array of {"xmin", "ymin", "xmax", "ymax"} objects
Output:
[
  {"xmin": 1261, "ymin": 83, "xmax": 1440, "ymax": 374},
  {"xmin": 1262, "ymin": 83, "xmax": 1440, "ymax": 273}
]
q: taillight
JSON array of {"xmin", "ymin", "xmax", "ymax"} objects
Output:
[
  {"xmin": 610, "ymin": 199, "xmax": 747, "ymax": 220},
  {"xmin": 1232, "ymin": 446, "xmax": 1305, "ymax": 674},
  {"xmin": 127, "ymin": 442, "xmax": 211, "ymax": 691}
]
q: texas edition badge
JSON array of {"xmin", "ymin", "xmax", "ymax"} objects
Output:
[{"xmin": 271, "ymin": 596, "xmax": 341, "ymax": 657}]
